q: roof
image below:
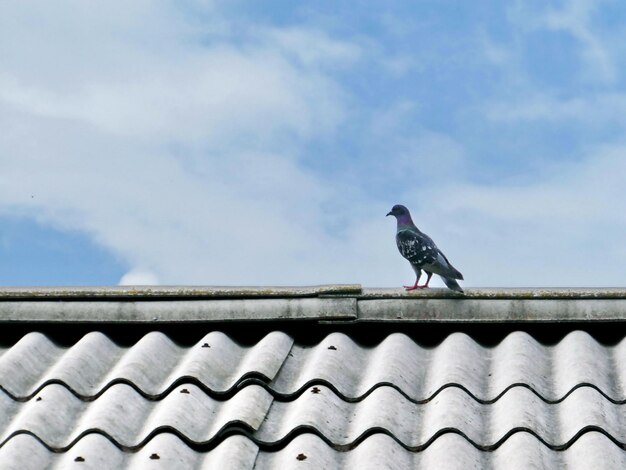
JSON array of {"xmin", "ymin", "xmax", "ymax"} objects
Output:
[
  {"xmin": 1, "ymin": 286, "xmax": 626, "ymax": 469},
  {"xmin": 2, "ymin": 285, "xmax": 626, "ymax": 322}
]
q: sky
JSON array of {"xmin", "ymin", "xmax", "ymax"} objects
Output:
[{"xmin": 1, "ymin": 0, "xmax": 626, "ymax": 288}]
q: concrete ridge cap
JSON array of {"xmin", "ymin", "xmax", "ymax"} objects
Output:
[
  {"xmin": 1, "ymin": 286, "xmax": 626, "ymax": 302},
  {"xmin": 0, "ymin": 285, "xmax": 363, "ymax": 300},
  {"xmin": 358, "ymin": 288, "xmax": 626, "ymax": 299}
]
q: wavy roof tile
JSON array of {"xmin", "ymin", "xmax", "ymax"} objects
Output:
[
  {"xmin": 0, "ymin": 331, "xmax": 293, "ymax": 399},
  {"xmin": 2, "ymin": 330, "xmax": 625, "ymax": 402},
  {"xmin": 2, "ymin": 360, "xmax": 626, "ymax": 451},
  {"xmin": 2, "ymin": 432, "xmax": 626, "ymax": 470}
]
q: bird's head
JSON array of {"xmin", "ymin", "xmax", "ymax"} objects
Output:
[{"xmin": 386, "ymin": 204, "xmax": 410, "ymax": 218}]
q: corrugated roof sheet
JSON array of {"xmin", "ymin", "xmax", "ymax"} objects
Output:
[
  {"xmin": 2, "ymin": 331, "xmax": 625, "ymax": 402},
  {"xmin": 0, "ymin": 331, "xmax": 293, "ymax": 399},
  {"xmin": 1, "ymin": 329, "xmax": 626, "ymax": 468},
  {"xmin": 2, "ymin": 428, "xmax": 626, "ymax": 469},
  {"xmin": 4, "ymin": 380, "xmax": 623, "ymax": 451}
]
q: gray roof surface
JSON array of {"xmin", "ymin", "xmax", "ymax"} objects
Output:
[
  {"xmin": 1, "ymin": 286, "xmax": 626, "ymax": 468},
  {"xmin": 3, "ymin": 381, "xmax": 623, "ymax": 450},
  {"xmin": 3, "ymin": 286, "xmax": 626, "ymax": 322},
  {"xmin": 2, "ymin": 330, "xmax": 626, "ymax": 402},
  {"xmin": 4, "ymin": 432, "xmax": 626, "ymax": 470}
]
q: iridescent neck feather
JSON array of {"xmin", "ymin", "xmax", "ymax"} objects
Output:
[{"xmin": 396, "ymin": 213, "xmax": 416, "ymax": 230}]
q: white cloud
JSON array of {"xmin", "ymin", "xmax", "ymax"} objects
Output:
[
  {"xmin": 486, "ymin": 92, "xmax": 626, "ymax": 128},
  {"xmin": 540, "ymin": 0, "xmax": 617, "ymax": 83},
  {"xmin": 119, "ymin": 268, "xmax": 160, "ymax": 286},
  {"xmin": 0, "ymin": 0, "xmax": 405, "ymax": 287},
  {"xmin": 380, "ymin": 55, "xmax": 417, "ymax": 77},
  {"xmin": 481, "ymin": 1, "xmax": 626, "ymax": 135},
  {"xmin": 0, "ymin": 45, "xmax": 345, "ymax": 144},
  {"xmin": 365, "ymin": 102, "xmax": 468, "ymax": 186},
  {"xmin": 264, "ymin": 27, "xmax": 362, "ymax": 68},
  {"xmin": 412, "ymin": 144, "xmax": 626, "ymax": 287},
  {"xmin": 506, "ymin": 0, "xmax": 618, "ymax": 84}
]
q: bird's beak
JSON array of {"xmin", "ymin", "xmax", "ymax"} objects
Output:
[{"xmin": 386, "ymin": 211, "xmax": 392, "ymax": 217}]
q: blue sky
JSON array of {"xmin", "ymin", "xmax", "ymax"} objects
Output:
[{"xmin": 1, "ymin": 0, "xmax": 626, "ymax": 287}]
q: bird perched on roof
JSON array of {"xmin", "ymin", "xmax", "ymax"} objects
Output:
[{"xmin": 386, "ymin": 204, "xmax": 464, "ymax": 293}]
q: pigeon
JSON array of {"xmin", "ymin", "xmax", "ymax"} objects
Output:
[{"xmin": 386, "ymin": 204, "xmax": 464, "ymax": 293}]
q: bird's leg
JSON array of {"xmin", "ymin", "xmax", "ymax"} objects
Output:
[
  {"xmin": 403, "ymin": 271, "xmax": 421, "ymax": 291},
  {"xmin": 417, "ymin": 272, "xmax": 433, "ymax": 289}
]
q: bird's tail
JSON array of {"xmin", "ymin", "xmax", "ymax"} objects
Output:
[{"xmin": 442, "ymin": 276, "xmax": 464, "ymax": 293}]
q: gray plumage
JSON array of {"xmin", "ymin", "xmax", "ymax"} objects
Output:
[{"xmin": 387, "ymin": 204, "xmax": 464, "ymax": 293}]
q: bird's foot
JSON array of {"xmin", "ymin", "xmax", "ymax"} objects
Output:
[{"xmin": 403, "ymin": 284, "xmax": 430, "ymax": 290}]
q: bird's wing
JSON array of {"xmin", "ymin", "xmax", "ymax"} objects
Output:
[
  {"xmin": 423, "ymin": 248, "xmax": 464, "ymax": 279},
  {"xmin": 396, "ymin": 230, "xmax": 439, "ymax": 267}
]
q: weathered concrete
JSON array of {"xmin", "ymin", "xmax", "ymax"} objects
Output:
[
  {"xmin": 354, "ymin": 289, "xmax": 626, "ymax": 321},
  {"xmin": 0, "ymin": 298, "xmax": 357, "ymax": 323},
  {"xmin": 357, "ymin": 298, "xmax": 626, "ymax": 322},
  {"xmin": 358, "ymin": 287, "xmax": 626, "ymax": 299},
  {"xmin": 1, "ymin": 286, "xmax": 626, "ymax": 322},
  {"xmin": 0, "ymin": 285, "xmax": 362, "ymax": 300}
]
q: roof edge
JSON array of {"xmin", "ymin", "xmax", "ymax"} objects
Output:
[
  {"xmin": 359, "ymin": 288, "xmax": 626, "ymax": 300},
  {"xmin": 1, "ymin": 286, "xmax": 626, "ymax": 301},
  {"xmin": 2, "ymin": 287, "xmax": 626, "ymax": 323},
  {"xmin": 0, "ymin": 284, "xmax": 363, "ymax": 300}
]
